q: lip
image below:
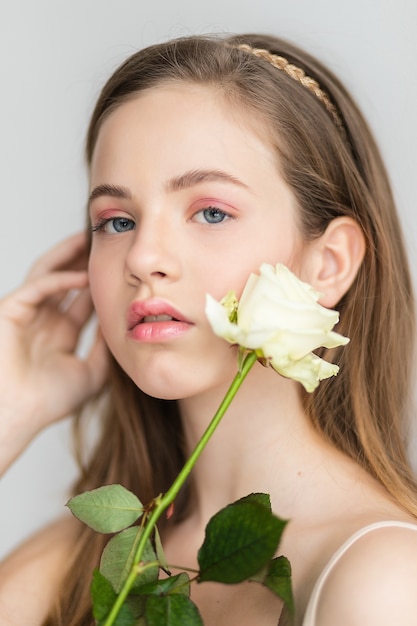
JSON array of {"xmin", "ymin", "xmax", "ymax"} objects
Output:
[{"xmin": 127, "ymin": 298, "xmax": 193, "ymax": 342}]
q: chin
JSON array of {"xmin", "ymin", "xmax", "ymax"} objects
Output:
[
  {"xmin": 128, "ymin": 369, "xmax": 234, "ymax": 403},
  {"xmin": 116, "ymin": 346, "xmax": 239, "ymax": 401},
  {"xmin": 125, "ymin": 369, "xmax": 195, "ymax": 401},
  {"xmin": 141, "ymin": 386, "xmax": 184, "ymax": 401}
]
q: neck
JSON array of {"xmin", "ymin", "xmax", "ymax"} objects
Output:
[{"xmin": 178, "ymin": 361, "xmax": 320, "ymax": 523}]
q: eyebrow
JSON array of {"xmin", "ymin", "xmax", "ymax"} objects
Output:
[
  {"xmin": 88, "ymin": 169, "xmax": 250, "ymax": 206},
  {"xmin": 166, "ymin": 169, "xmax": 250, "ymax": 192},
  {"xmin": 88, "ymin": 184, "xmax": 132, "ymax": 206}
]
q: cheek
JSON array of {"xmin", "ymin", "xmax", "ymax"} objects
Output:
[
  {"xmin": 202, "ymin": 245, "xmax": 294, "ymax": 302},
  {"xmin": 88, "ymin": 257, "xmax": 100, "ymax": 304},
  {"xmin": 88, "ymin": 256, "xmax": 114, "ymax": 321}
]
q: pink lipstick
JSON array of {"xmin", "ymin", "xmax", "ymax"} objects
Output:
[{"xmin": 127, "ymin": 298, "xmax": 193, "ymax": 342}]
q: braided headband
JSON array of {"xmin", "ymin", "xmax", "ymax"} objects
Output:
[{"xmin": 236, "ymin": 44, "xmax": 344, "ymax": 133}]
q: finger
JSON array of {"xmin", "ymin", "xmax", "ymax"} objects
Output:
[
  {"xmin": 62, "ymin": 328, "xmax": 109, "ymax": 409},
  {"xmin": 84, "ymin": 327, "xmax": 109, "ymax": 394},
  {"xmin": 1, "ymin": 271, "xmax": 89, "ymax": 327},
  {"xmin": 26, "ymin": 232, "xmax": 88, "ymax": 281},
  {"xmin": 59, "ymin": 286, "xmax": 94, "ymax": 328}
]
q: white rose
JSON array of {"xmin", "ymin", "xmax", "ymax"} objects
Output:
[{"xmin": 205, "ymin": 263, "xmax": 349, "ymax": 392}]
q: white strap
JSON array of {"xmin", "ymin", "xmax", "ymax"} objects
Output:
[{"xmin": 302, "ymin": 521, "xmax": 417, "ymax": 625}]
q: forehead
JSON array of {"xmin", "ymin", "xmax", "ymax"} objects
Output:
[{"xmin": 90, "ymin": 82, "xmax": 279, "ymax": 177}]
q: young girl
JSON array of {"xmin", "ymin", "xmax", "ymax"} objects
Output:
[{"xmin": 0, "ymin": 33, "xmax": 417, "ymax": 626}]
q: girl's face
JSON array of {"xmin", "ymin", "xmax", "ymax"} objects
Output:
[{"xmin": 88, "ymin": 83, "xmax": 306, "ymax": 400}]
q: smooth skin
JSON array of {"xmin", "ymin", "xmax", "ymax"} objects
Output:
[{"xmin": 1, "ymin": 84, "xmax": 417, "ymax": 626}]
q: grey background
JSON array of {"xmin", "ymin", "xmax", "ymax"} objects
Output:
[{"xmin": 0, "ymin": 0, "xmax": 416, "ymax": 558}]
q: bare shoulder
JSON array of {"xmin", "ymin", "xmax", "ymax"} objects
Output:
[
  {"xmin": 315, "ymin": 522, "xmax": 417, "ymax": 626},
  {"xmin": 0, "ymin": 516, "xmax": 79, "ymax": 626}
]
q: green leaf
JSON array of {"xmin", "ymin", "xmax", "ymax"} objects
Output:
[
  {"xmin": 237, "ymin": 492, "xmax": 271, "ymax": 511},
  {"xmin": 91, "ymin": 569, "xmax": 137, "ymax": 626},
  {"xmin": 67, "ymin": 484, "xmax": 143, "ymax": 533},
  {"xmin": 134, "ymin": 573, "xmax": 191, "ymax": 598},
  {"xmin": 123, "ymin": 575, "xmax": 192, "ymax": 626},
  {"xmin": 198, "ymin": 498, "xmax": 287, "ymax": 584},
  {"xmin": 251, "ymin": 556, "xmax": 294, "ymax": 615},
  {"xmin": 100, "ymin": 526, "xmax": 158, "ymax": 593},
  {"xmin": 154, "ymin": 526, "xmax": 169, "ymax": 572},
  {"xmin": 91, "ymin": 569, "xmax": 116, "ymax": 621},
  {"xmin": 263, "ymin": 556, "xmax": 293, "ymax": 609},
  {"xmin": 143, "ymin": 594, "xmax": 203, "ymax": 626}
]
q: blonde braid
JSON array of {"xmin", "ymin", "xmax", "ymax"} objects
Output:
[{"xmin": 236, "ymin": 43, "xmax": 345, "ymax": 134}]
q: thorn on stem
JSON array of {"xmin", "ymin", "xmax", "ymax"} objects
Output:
[{"xmin": 166, "ymin": 502, "xmax": 175, "ymax": 519}]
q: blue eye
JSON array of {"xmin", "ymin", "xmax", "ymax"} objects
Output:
[
  {"xmin": 92, "ymin": 217, "xmax": 135, "ymax": 234},
  {"xmin": 110, "ymin": 217, "xmax": 135, "ymax": 232},
  {"xmin": 194, "ymin": 207, "xmax": 230, "ymax": 224}
]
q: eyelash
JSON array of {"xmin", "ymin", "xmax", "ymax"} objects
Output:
[
  {"xmin": 91, "ymin": 216, "xmax": 136, "ymax": 234},
  {"xmin": 192, "ymin": 206, "xmax": 232, "ymax": 225},
  {"xmin": 90, "ymin": 204, "xmax": 233, "ymax": 234}
]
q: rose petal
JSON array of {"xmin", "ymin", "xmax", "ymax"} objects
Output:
[
  {"xmin": 206, "ymin": 263, "xmax": 349, "ymax": 392},
  {"xmin": 270, "ymin": 352, "xmax": 340, "ymax": 392}
]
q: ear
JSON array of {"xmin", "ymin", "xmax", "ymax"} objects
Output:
[{"xmin": 301, "ymin": 217, "xmax": 365, "ymax": 308}]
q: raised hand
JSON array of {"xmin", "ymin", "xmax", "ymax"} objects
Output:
[{"xmin": 0, "ymin": 233, "xmax": 108, "ymax": 475}]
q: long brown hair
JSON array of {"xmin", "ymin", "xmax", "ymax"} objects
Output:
[{"xmin": 45, "ymin": 34, "xmax": 416, "ymax": 625}]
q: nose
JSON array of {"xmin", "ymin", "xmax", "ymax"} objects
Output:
[{"xmin": 124, "ymin": 213, "xmax": 181, "ymax": 285}]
